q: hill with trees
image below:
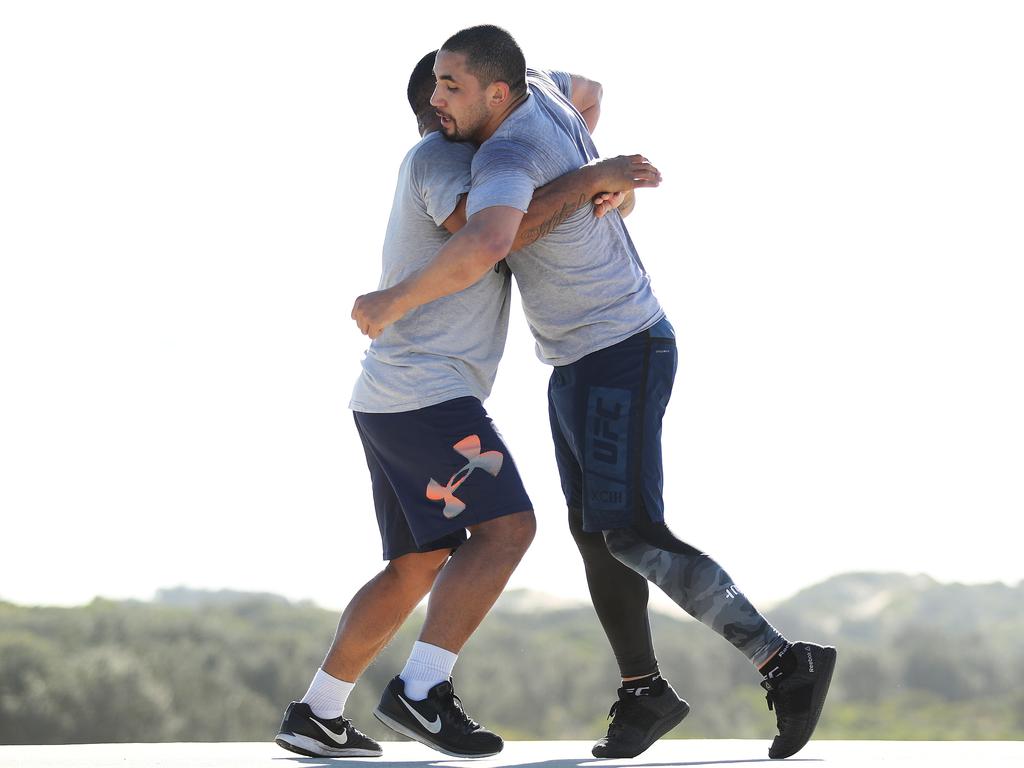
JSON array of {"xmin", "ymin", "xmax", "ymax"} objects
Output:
[{"xmin": 1, "ymin": 573, "xmax": 1022, "ymax": 743}]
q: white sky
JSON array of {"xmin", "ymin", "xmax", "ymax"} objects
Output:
[{"xmin": 2, "ymin": 1, "xmax": 1022, "ymax": 613}]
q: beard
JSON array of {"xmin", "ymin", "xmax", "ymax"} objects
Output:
[
  {"xmin": 437, "ymin": 115, "xmax": 459, "ymax": 141},
  {"xmin": 438, "ymin": 100, "xmax": 489, "ymax": 143}
]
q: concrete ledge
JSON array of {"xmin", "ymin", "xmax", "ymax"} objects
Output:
[{"xmin": 2, "ymin": 740, "xmax": 1022, "ymax": 767}]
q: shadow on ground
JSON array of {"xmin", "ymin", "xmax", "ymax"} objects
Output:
[{"xmin": 272, "ymin": 754, "xmax": 820, "ymax": 767}]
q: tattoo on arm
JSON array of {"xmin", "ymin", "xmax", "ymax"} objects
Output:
[{"xmin": 519, "ymin": 193, "xmax": 589, "ymax": 248}]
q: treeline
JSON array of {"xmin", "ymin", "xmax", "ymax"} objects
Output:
[{"xmin": 1, "ymin": 574, "xmax": 1023, "ymax": 744}]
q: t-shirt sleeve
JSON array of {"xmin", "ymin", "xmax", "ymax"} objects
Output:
[
  {"xmin": 413, "ymin": 139, "xmax": 475, "ymax": 226},
  {"xmin": 466, "ymin": 138, "xmax": 541, "ymax": 218},
  {"xmin": 545, "ymin": 70, "xmax": 574, "ymax": 101}
]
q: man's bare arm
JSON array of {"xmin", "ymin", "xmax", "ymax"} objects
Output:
[
  {"xmin": 443, "ymin": 155, "xmax": 660, "ymax": 246},
  {"xmin": 570, "ymin": 75, "xmax": 602, "ymax": 134},
  {"xmin": 441, "ymin": 191, "xmax": 586, "ymax": 250},
  {"xmin": 353, "ymin": 155, "xmax": 661, "ymax": 338},
  {"xmin": 512, "ymin": 156, "xmax": 654, "ymax": 248},
  {"xmin": 353, "ymin": 206, "xmax": 524, "ymax": 338}
]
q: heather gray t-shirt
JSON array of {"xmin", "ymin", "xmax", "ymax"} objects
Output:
[
  {"xmin": 467, "ymin": 69, "xmax": 664, "ymax": 367},
  {"xmin": 350, "ymin": 131, "xmax": 511, "ymax": 413}
]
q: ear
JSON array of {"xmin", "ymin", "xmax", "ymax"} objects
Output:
[{"xmin": 488, "ymin": 80, "xmax": 512, "ymax": 107}]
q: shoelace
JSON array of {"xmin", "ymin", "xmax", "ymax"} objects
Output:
[
  {"xmin": 605, "ymin": 695, "xmax": 644, "ymax": 738},
  {"xmin": 332, "ymin": 717, "xmax": 359, "ymax": 735},
  {"xmin": 342, "ymin": 719, "xmax": 371, "ymax": 739},
  {"xmin": 606, "ymin": 700, "xmax": 624, "ymax": 738},
  {"xmin": 763, "ymin": 686, "xmax": 800, "ymax": 736},
  {"xmin": 761, "ymin": 678, "xmax": 782, "ymax": 711},
  {"xmin": 445, "ymin": 691, "xmax": 480, "ymax": 732}
]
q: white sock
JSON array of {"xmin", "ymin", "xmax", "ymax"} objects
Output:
[
  {"xmin": 300, "ymin": 668, "xmax": 355, "ymax": 719},
  {"xmin": 399, "ymin": 641, "xmax": 458, "ymax": 701}
]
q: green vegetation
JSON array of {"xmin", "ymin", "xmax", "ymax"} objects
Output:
[{"xmin": 1, "ymin": 574, "xmax": 1021, "ymax": 744}]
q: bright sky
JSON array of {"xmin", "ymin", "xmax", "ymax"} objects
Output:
[{"xmin": 2, "ymin": 1, "xmax": 1022, "ymax": 613}]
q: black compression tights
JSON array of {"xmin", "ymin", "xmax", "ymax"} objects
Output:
[
  {"xmin": 568, "ymin": 506, "xmax": 659, "ymax": 678},
  {"xmin": 603, "ymin": 518, "xmax": 787, "ymax": 668}
]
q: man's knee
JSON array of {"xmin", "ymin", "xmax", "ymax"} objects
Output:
[
  {"xmin": 386, "ymin": 548, "xmax": 450, "ymax": 588},
  {"xmin": 567, "ymin": 505, "xmax": 589, "ymax": 544},
  {"xmin": 602, "ymin": 526, "xmax": 662, "ymax": 575},
  {"xmin": 470, "ymin": 509, "xmax": 536, "ymax": 553},
  {"xmin": 605, "ymin": 520, "xmax": 702, "ymax": 558},
  {"xmin": 569, "ymin": 505, "xmax": 612, "ymax": 558},
  {"xmin": 602, "ymin": 526, "xmax": 634, "ymax": 561}
]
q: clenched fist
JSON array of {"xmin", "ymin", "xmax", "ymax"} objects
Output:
[{"xmin": 351, "ymin": 287, "xmax": 408, "ymax": 339}]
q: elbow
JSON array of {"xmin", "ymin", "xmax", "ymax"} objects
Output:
[
  {"xmin": 572, "ymin": 75, "xmax": 603, "ymax": 111},
  {"xmin": 478, "ymin": 230, "xmax": 515, "ymax": 268},
  {"xmin": 582, "ymin": 79, "xmax": 603, "ymax": 112},
  {"xmin": 456, "ymin": 229, "xmax": 513, "ymax": 285}
]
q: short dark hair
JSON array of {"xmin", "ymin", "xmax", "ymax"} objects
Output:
[
  {"xmin": 407, "ymin": 50, "xmax": 439, "ymax": 118},
  {"xmin": 440, "ymin": 25, "xmax": 526, "ymax": 97}
]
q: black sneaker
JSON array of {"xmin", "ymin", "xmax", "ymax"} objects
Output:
[
  {"xmin": 274, "ymin": 701, "xmax": 382, "ymax": 758},
  {"xmin": 592, "ymin": 676, "xmax": 690, "ymax": 759},
  {"xmin": 373, "ymin": 675, "xmax": 502, "ymax": 758},
  {"xmin": 760, "ymin": 641, "xmax": 837, "ymax": 759}
]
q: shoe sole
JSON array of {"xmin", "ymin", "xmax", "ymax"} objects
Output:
[
  {"xmin": 372, "ymin": 707, "xmax": 501, "ymax": 759},
  {"xmin": 592, "ymin": 699, "xmax": 690, "ymax": 759},
  {"xmin": 769, "ymin": 646, "xmax": 837, "ymax": 760},
  {"xmin": 274, "ymin": 732, "xmax": 382, "ymax": 758}
]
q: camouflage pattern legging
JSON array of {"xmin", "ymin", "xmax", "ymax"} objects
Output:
[{"xmin": 604, "ymin": 522, "xmax": 788, "ymax": 668}]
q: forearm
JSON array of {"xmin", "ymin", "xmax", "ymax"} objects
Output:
[
  {"xmin": 351, "ymin": 206, "xmax": 524, "ymax": 337},
  {"xmin": 512, "ymin": 153, "xmax": 661, "ymax": 248},
  {"xmin": 391, "ymin": 226, "xmax": 505, "ymax": 313},
  {"xmin": 512, "ymin": 166, "xmax": 601, "ymax": 251}
]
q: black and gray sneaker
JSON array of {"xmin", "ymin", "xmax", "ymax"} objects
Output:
[
  {"xmin": 760, "ymin": 641, "xmax": 838, "ymax": 759},
  {"xmin": 373, "ymin": 676, "xmax": 502, "ymax": 758},
  {"xmin": 591, "ymin": 676, "xmax": 690, "ymax": 758},
  {"xmin": 274, "ymin": 701, "xmax": 382, "ymax": 758}
]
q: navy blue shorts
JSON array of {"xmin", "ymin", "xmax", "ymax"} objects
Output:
[
  {"xmin": 354, "ymin": 396, "xmax": 533, "ymax": 560},
  {"xmin": 547, "ymin": 317, "xmax": 677, "ymax": 533}
]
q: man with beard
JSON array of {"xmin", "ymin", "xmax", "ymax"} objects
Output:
[
  {"xmin": 352, "ymin": 26, "xmax": 836, "ymax": 761},
  {"xmin": 274, "ymin": 50, "xmax": 662, "ymax": 760}
]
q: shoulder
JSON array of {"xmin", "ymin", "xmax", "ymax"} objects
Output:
[
  {"xmin": 526, "ymin": 68, "xmax": 558, "ymax": 88},
  {"xmin": 527, "ymin": 68, "xmax": 572, "ymax": 101},
  {"xmin": 406, "ymin": 134, "xmax": 475, "ymax": 191},
  {"xmin": 473, "ymin": 132, "xmax": 537, "ymax": 172},
  {"xmin": 409, "ymin": 132, "xmax": 475, "ymax": 168}
]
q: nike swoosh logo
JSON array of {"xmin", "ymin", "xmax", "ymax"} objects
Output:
[
  {"xmin": 311, "ymin": 719, "xmax": 349, "ymax": 745},
  {"xmin": 398, "ymin": 694, "xmax": 442, "ymax": 734}
]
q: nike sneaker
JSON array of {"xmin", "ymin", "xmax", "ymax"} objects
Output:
[
  {"xmin": 591, "ymin": 675, "xmax": 690, "ymax": 758},
  {"xmin": 373, "ymin": 675, "xmax": 502, "ymax": 758},
  {"xmin": 274, "ymin": 701, "xmax": 382, "ymax": 758},
  {"xmin": 760, "ymin": 641, "xmax": 838, "ymax": 759}
]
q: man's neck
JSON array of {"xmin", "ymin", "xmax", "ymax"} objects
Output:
[
  {"xmin": 418, "ymin": 112, "xmax": 442, "ymax": 138},
  {"xmin": 477, "ymin": 89, "xmax": 529, "ymax": 143}
]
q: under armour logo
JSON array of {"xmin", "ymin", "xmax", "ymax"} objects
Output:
[{"xmin": 426, "ymin": 435, "xmax": 504, "ymax": 519}]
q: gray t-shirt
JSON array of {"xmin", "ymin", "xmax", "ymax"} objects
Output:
[
  {"xmin": 467, "ymin": 69, "xmax": 664, "ymax": 367},
  {"xmin": 350, "ymin": 132, "xmax": 511, "ymax": 413}
]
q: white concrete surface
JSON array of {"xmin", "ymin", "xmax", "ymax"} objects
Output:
[{"xmin": 1, "ymin": 740, "xmax": 1022, "ymax": 767}]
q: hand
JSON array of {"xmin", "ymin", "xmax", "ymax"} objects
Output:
[
  {"xmin": 592, "ymin": 190, "xmax": 628, "ymax": 218},
  {"xmin": 588, "ymin": 154, "xmax": 662, "ymax": 194},
  {"xmin": 351, "ymin": 288, "xmax": 408, "ymax": 339}
]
